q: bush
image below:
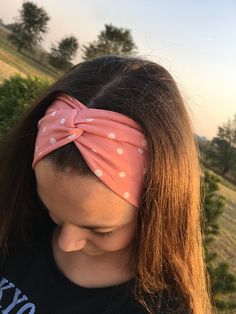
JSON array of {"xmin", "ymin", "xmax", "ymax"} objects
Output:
[{"xmin": 0, "ymin": 75, "xmax": 51, "ymax": 140}]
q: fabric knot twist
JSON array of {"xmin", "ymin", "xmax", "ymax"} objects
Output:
[{"xmin": 32, "ymin": 95, "xmax": 148, "ymax": 208}]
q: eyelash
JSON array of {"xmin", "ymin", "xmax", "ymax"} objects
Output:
[{"xmin": 90, "ymin": 229, "xmax": 114, "ymax": 238}]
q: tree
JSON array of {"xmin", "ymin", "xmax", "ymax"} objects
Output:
[
  {"xmin": 82, "ymin": 24, "xmax": 137, "ymax": 60},
  {"xmin": 8, "ymin": 1, "xmax": 50, "ymax": 52},
  {"xmin": 205, "ymin": 115, "xmax": 236, "ymax": 176},
  {"xmin": 48, "ymin": 36, "xmax": 79, "ymax": 70},
  {"xmin": 202, "ymin": 169, "xmax": 236, "ymax": 312}
]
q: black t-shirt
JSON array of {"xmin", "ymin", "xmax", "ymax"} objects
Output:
[{"xmin": 0, "ymin": 216, "xmax": 189, "ymax": 314}]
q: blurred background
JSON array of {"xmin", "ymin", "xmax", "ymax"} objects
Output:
[{"xmin": 0, "ymin": 1, "xmax": 235, "ymax": 312}]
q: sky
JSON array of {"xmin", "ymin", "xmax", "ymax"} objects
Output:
[{"xmin": 1, "ymin": 0, "xmax": 236, "ymax": 140}]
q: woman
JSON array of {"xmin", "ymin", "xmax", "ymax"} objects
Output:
[{"xmin": 0, "ymin": 55, "xmax": 215, "ymax": 313}]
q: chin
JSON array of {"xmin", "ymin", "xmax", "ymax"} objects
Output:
[{"xmin": 81, "ymin": 249, "xmax": 105, "ymax": 256}]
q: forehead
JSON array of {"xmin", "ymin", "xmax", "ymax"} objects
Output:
[{"xmin": 34, "ymin": 159, "xmax": 136, "ymax": 225}]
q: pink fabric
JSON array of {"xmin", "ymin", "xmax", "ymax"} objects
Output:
[{"xmin": 32, "ymin": 95, "xmax": 148, "ymax": 208}]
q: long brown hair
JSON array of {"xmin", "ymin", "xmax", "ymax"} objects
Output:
[{"xmin": 0, "ymin": 55, "xmax": 215, "ymax": 313}]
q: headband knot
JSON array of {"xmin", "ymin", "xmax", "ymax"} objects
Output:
[{"xmin": 32, "ymin": 95, "xmax": 148, "ymax": 208}]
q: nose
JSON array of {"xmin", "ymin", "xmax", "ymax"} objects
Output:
[{"xmin": 57, "ymin": 223, "xmax": 87, "ymax": 252}]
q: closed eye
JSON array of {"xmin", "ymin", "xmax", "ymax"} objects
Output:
[
  {"xmin": 45, "ymin": 207, "xmax": 114, "ymax": 238},
  {"xmin": 89, "ymin": 229, "xmax": 114, "ymax": 238}
]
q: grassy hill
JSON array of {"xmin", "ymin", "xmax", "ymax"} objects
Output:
[
  {"xmin": 0, "ymin": 25, "xmax": 60, "ymax": 83},
  {"xmin": 212, "ymin": 177, "xmax": 236, "ymax": 313}
]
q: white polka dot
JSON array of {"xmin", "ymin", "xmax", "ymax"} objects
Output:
[
  {"xmin": 38, "ymin": 152, "xmax": 42, "ymax": 156},
  {"xmin": 123, "ymin": 192, "xmax": 130, "ymax": 199},
  {"xmin": 141, "ymin": 139, "xmax": 147, "ymax": 146},
  {"xmin": 108, "ymin": 132, "xmax": 116, "ymax": 139},
  {"xmin": 85, "ymin": 118, "xmax": 94, "ymax": 122},
  {"xmin": 116, "ymin": 148, "xmax": 124, "ymax": 155},
  {"xmin": 38, "ymin": 120, "xmax": 41, "ymax": 126},
  {"xmin": 60, "ymin": 118, "xmax": 65, "ymax": 125},
  {"xmin": 119, "ymin": 171, "xmax": 126, "ymax": 178},
  {"xmin": 51, "ymin": 111, "xmax": 57, "ymax": 116},
  {"xmin": 95, "ymin": 169, "xmax": 103, "ymax": 177},
  {"xmin": 42, "ymin": 127, "xmax": 47, "ymax": 133},
  {"xmin": 50, "ymin": 137, "xmax": 56, "ymax": 144},
  {"xmin": 138, "ymin": 147, "xmax": 144, "ymax": 154},
  {"xmin": 67, "ymin": 134, "xmax": 77, "ymax": 139},
  {"xmin": 90, "ymin": 147, "xmax": 97, "ymax": 153},
  {"xmin": 35, "ymin": 146, "xmax": 38, "ymax": 152}
]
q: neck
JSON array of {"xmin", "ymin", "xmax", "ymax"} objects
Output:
[{"xmin": 78, "ymin": 244, "xmax": 133, "ymax": 271}]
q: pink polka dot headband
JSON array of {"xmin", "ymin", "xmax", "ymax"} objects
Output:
[{"xmin": 32, "ymin": 94, "xmax": 148, "ymax": 208}]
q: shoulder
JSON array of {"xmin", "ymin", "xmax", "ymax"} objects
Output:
[
  {"xmin": 154, "ymin": 289, "xmax": 190, "ymax": 314},
  {"xmin": 115, "ymin": 280, "xmax": 190, "ymax": 314},
  {"xmin": 131, "ymin": 288, "xmax": 190, "ymax": 314}
]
